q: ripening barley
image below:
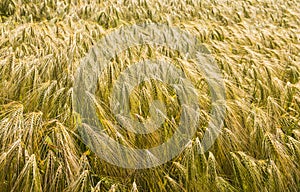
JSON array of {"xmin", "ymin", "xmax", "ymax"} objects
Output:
[{"xmin": 0, "ymin": 0, "xmax": 299, "ymax": 191}]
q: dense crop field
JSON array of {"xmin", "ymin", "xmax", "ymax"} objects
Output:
[{"xmin": 0, "ymin": 0, "xmax": 299, "ymax": 191}]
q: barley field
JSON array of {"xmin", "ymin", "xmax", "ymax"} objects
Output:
[{"xmin": 0, "ymin": 0, "xmax": 299, "ymax": 191}]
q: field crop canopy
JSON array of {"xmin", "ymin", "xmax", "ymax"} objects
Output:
[
  {"xmin": 0, "ymin": 0, "xmax": 299, "ymax": 191},
  {"xmin": 73, "ymin": 23, "xmax": 226, "ymax": 169}
]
